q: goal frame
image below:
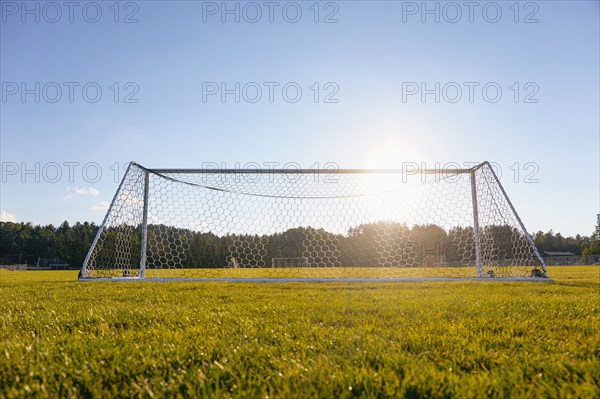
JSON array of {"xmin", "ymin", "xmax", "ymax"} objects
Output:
[{"xmin": 80, "ymin": 161, "xmax": 548, "ymax": 281}]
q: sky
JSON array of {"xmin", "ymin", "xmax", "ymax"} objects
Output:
[{"xmin": 0, "ymin": 0, "xmax": 599, "ymax": 237}]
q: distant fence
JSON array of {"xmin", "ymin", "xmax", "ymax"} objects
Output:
[
  {"xmin": 27, "ymin": 265, "xmax": 75, "ymax": 270},
  {"xmin": 1, "ymin": 255, "xmax": 598, "ymax": 270},
  {"xmin": 0, "ymin": 264, "xmax": 27, "ymax": 271},
  {"xmin": 0, "ymin": 256, "xmax": 77, "ymax": 270},
  {"xmin": 542, "ymin": 255, "xmax": 600, "ymax": 266}
]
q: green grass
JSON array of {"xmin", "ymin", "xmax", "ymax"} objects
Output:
[
  {"xmin": 90, "ymin": 265, "xmax": 546, "ymax": 279},
  {"xmin": 0, "ymin": 267, "xmax": 598, "ymax": 398},
  {"xmin": 92, "ymin": 266, "xmax": 491, "ymax": 279}
]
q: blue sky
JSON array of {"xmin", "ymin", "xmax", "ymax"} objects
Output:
[{"xmin": 1, "ymin": 0, "xmax": 598, "ymax": 237}]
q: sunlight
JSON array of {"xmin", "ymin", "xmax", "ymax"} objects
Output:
[{"xmin": 357, "ymin": 113, "xmax": 430, "ymax": 169}]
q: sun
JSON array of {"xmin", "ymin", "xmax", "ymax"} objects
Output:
[
  {"xmin": 354, "ymin": 113, "xmax": 429, "ymax": 169},
  {"xmin": 363, "ymin": 138, "xmax": 423, "ymax": 170}
]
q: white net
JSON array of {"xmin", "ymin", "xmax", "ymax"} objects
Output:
[{"xmin": 81, "ymin": 162, "xmax": 547, "ymax": 280}]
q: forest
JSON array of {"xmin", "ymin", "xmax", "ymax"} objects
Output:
[{"xmin": 1, "ymin": 220, "xmax": 598, "ymax": 269}]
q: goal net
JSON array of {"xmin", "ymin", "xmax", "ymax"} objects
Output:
[
  {"xmin": 271, "ymin": 258, "xmax": 309, "ymax": 268},
  {"xmin": 81, "ymin": 162, "xmax": 547, "ymax": 280}
]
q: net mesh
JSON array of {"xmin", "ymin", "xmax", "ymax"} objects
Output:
[{"xmin": 82, "ymin": 163, "xmax": 546, "ymax": 279}]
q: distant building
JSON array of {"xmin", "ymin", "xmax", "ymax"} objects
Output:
[
  {"xmin": 543, "ymin": 251, "xmax": 576, "ymax": 257},
  {"xmin": 34, "ymin": 257, "xmax": 72, "ymax": 270}
]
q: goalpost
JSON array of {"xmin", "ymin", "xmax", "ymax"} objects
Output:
[{"xmin": 80, "ymin": 162, "xmax": 548, "ymax": 281}]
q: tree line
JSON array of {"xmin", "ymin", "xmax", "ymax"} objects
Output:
[
  {"xmin": 532, "ymin": 230, "xmax": 600, "ymax": 256},
  {"xmin": 1, "ymin": 221, "xmax": 598, "ymax": 268},
  {"xmin": 0, "ymin": 221, "xmax": 98, "ymax": 267}
]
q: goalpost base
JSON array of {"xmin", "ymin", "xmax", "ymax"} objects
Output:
[{"xmin": 79, "ymin": 277, "xmax": 552, "ymax": 283}]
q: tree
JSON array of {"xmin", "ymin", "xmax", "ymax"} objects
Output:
[
  {"xmin": 583, "ymin": 215, "xmax": 600, "ymax": 255},
  {"xmin": 582, "ymin": 241, "xmax": 600, "ymax": 255}
]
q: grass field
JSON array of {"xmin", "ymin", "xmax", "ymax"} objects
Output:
[{"xmin": 1, "ymin": 267, "xmax": 598, "ymax": 398}]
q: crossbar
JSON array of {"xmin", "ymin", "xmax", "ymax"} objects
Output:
[{"xmin": 138, "ymin": 162, "xmax": 488, "ymax": 175}]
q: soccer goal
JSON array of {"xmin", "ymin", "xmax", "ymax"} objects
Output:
[{"xmin": 80, "ymin": 162, "xmax": 548, "ymax": 281}]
